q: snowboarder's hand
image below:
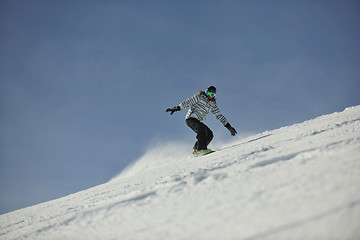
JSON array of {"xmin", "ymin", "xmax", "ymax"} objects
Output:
[
  {"xmin": 225, "ymin": 123, "xmax": 237, "ymax": 136},
  {"xmin": 229, "ymin": 127, "xmax": 237, "ymax": 136},
  {"xmin": 166, "ymin": 106, "xmax": 181, "ymax": 115}
]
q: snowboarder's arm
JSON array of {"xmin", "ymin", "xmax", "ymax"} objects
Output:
[
  {"xmin": 179, "ymin": 94, "xmax": 200, "ymax": 110},
  {"xmin": 211, "ymin": 105, "xmax": 237, "ymax": 136},
  {"xmin": 166, "ymin": 94, "xmax": 199, "ymax": 115},
  {"xmin": 211, "ymin": 105, "xmax": 229, "ymax": 126}
]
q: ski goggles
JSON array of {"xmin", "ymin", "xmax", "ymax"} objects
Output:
[{"xmin": 206, "ymin": 91, "xmax": 216, "ymax": 98}]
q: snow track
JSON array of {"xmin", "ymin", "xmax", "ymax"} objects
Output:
[{"xmin": 1, "ymin": 106, "xmax": 360, "ymax": 240}]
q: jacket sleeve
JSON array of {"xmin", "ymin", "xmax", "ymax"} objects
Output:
[
  {"xmin": 179, "ymin": 94, "xmax": 200, "ymax": 110},
  {"xmin": 211, "ymin": 104, "xmax": 229, "ymax": 126}
]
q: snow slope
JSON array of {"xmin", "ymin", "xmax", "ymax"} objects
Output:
[{"xmin": 1, "ymin": 106, "xmax": 360, "ymax": 240}]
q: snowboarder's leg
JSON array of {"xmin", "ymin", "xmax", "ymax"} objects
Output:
[
  {"xmin": 196, "ymin": 124, "xmax": 212, "ymax": 150},
  {"xmin": 186, "ymin": 118, "xmax": 213, "ymax": 150},
  {"xmin": 186, "ymin": 118, "xmax": 201, "ymax": 149},
  {"xmin": 204, "ymin": 125, "xmax": 213, "ymax": 147}
]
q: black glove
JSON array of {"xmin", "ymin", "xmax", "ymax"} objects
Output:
[
  {"xmin": 225, "ymin": 123, "xmax": 237, "ymax": 136},
  {"xmin": 166, "ymin": 106, "xmax": 181, "ymax": 115}
]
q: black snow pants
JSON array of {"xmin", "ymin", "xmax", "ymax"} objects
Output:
[{"xmin": 186, "ymin": 117, "xmax": 213, "ymax": 150}]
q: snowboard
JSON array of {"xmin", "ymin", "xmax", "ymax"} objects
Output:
[{"xmin": 193, "ymin": 150, "xmax": 216, "ymax": 157}]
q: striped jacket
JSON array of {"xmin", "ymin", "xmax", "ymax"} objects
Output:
[{"xmin": 179, "ymin": 91, "xmax": 229, "ymax": 126}]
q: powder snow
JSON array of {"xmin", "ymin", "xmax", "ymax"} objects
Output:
[{"xmin": 1, "ymin": 106, "xmax": 360, "ymax": 240}]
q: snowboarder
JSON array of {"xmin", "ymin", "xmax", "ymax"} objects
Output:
[{"xmin": 166, "ymin": 86, "xmax": 237, "ymax": 156}]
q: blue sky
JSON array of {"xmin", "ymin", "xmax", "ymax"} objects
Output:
[{"xmin": 1, "ymin": 0, "xmax": 359, "ymax": 214}]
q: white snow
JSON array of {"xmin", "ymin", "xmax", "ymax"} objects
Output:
[{"xmin": 1, "ymin": 106, "xmax": 360, "ymax": 240}]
